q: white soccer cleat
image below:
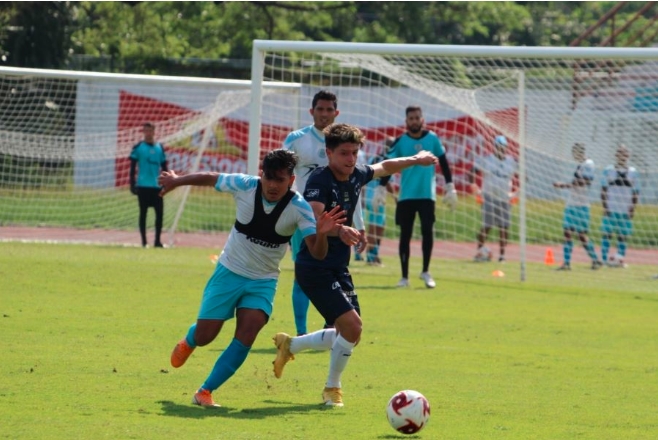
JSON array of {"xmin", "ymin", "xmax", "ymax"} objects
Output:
[
  {"xmin": 396, "ymin": 278, "xmax": 410, "ymax": 288},
  {"xmin": 419, "ymin": 272, "xmax": 436, "ymax": 289}
]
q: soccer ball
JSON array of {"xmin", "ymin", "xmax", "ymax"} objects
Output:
[
  {"xmin": 386, "ymin": 390, "xmax": 430, "ymax": 435},
  {"xmin": 607, "ymin": 253, "xmax": 626, "ymax": 268}
]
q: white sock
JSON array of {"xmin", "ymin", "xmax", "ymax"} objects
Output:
[
  {"xmin": 290, "ymin": 328, "xmax": 336, "ymax": 354},
  {"xmin": 326, "ymin": 335, "xmax": 355, "ymax": 388}
]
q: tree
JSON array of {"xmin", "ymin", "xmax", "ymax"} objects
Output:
[{"xmin": 0, "ymin": 2, "xmax": 74, "ymax": 68}]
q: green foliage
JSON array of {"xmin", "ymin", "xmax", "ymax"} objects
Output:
[
  {"xmin": 2, "ymin": 2, "xmax": 657, "ymax": 72},
  {"xmin": 2, "ymin": 242, "xmax": 658, "ymax": 439}
]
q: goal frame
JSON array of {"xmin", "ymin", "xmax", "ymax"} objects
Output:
[{"xmin": 248, "ymin": 41, "xmax": 658, "ymax": 281}]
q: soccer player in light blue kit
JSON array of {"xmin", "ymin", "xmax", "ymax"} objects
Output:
[
  {"xmin": 283, "ymin": 90, "xmax": 366, "ymax": 336},
  {"xmin": 600, "ymin": 144, "xmax": 639, "ymax": 267},
  {"xmin": 553, "ymin": 143, "xmax": 603, "ymax": 270},
  {"xmin": 382, "ymin": 106, "xmax": 457, "ymax": 288},
  {"xmin": 160, "ymin": 149, "xmax": 346, "ymax": 407},
  {"xmin": 364, "ymin": 136, "xmax": 396, "ymax": 265}
]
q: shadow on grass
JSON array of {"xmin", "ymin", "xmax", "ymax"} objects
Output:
[
  {"xmin": 377, "ymin": 435, "xmax": 422, "ymax": 439},
  {"xmin": 157, "ymin": 399, "xmax": 341, "ymax": 419}
]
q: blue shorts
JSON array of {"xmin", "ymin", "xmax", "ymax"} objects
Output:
[
  {"xmin": 601, "ymin": 212, "xmax": 632, "ymax": 236},
  {"xmin": 365, "ymin": 199, "xmax": 386, "ymax": 228},
  {"xmin": 198, "ymin": 263, "xmax": 277, "ymax": 320},
  {"xmin": 562, "ymin": 206, "xmax": 590, "ymax": 233},
  {"xmin": 295, "ymin": 264, "xmax": 359, "ymax": 325}
]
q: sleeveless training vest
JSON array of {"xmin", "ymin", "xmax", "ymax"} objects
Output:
[{"xmin": 234, "ymin": 181, "xmax": 296, "ymax": 246}]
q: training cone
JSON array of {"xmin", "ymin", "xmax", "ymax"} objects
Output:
[
  {"xmin": 544, "ymin": 248, "xmax": 555, "ymax": 265},
  {"xmin": 491, "ymin": 270, "xmax": 505, "ymax": 277},
  {"xmin": 209, "ymin": 254, "xmax": 219, "ymax": 265}
]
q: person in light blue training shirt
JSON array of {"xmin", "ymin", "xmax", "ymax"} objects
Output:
[
  {"xmin": 600, "ymin": 144, "xmax": 639, "ymax": 267},
  {"xmin": 364, "ymin": 136, "xmax": 396, "ymax": 266},
  {"xmin": 161, "ymin": 149, "xmax": 346, "ymax": 408},
  {"xmin": 553, "ymin": 142, "xmax": 602, "ymax": 270},
  {"xmin": 381, "ymin": 106, "xmax": 457, "ymax": 289},
  {"xmin": 129, "ymin": 122, "xmax": 168, "ymax": 247},
  {"xmin": 282, "ymin": 90, "xmax": 366, "ymax": 336}
]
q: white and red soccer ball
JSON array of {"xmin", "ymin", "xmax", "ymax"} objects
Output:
[{"xmin": 386, "ymin": 390, "xmax": 430, "ymax": 434}]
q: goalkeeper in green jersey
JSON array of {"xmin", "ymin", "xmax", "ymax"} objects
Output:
[{"xmin": 129, "ymin": 122, "xmax": 168, "ymax": 248}]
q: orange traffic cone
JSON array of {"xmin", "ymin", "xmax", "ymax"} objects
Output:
[
  {"xmin": 544, "ymin": 248, "xmax": 555, "ymax": 265},
  {"xmin": 491, "ymin": 270, "xmax": 505, "ymax": 277}
]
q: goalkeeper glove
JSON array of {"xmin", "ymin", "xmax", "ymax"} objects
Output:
[
  {"xmin": 372, "ymin": 186, "xmax": 387, "ymax": 211},
  {"xmin": 442, "ymin": 183, "xmax": 457, "ymax": 211}
]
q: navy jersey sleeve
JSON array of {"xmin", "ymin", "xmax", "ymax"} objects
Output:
[{"xmin": 303, "ymin": 168, "xmax": 332, "ymax": 208}]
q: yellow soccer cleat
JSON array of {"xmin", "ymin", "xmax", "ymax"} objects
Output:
[
  {"xmin": 272, "ymin": 332, "xmax": 294, "ymax": 378},
  {"xmin": 322, "ymin": 387, "xmax": 344, "ymax": 407}
]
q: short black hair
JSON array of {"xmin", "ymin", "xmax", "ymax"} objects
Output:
[
  {"xmin": 405, "ymin": 105, "xmax": 422, "ymax": 116},
  {"xmin": 312, "ymin": 90, "xmax": 338, "ymax": 110},
  {"xmin": 323, "ymin": 123, "xmax": 365, "ymax": 150},
  {"xmin": 262, "ymin": 149, "xmax": 297, "ymax": 178}
]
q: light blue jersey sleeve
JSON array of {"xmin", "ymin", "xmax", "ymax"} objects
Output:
[
  {"xmin": 282, "ymin": 126, "xmax": 316, "ymax": 151},
  {"xmin": 431, "ymin": 132, "xmax": 446, "ymax": 157},
  {"xmin": 291, "ymin": 192, "xmax": 317, "ymax": 238},
  {"xmin": 215, "ymin": 173, "xmax": 258, "ymax": 194}
]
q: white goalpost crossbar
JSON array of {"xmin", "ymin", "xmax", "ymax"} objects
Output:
[{"xmin": 249, "ymin": 40, "xmax": 658, "ymax": 290}]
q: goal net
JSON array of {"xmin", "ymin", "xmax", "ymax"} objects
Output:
[
  {"xmin": 0, "ymin": 67, "xmax": 298, "ymax": 247},
  {"xmin": 249, "ymin": 41, "xmax": 658, "ymax": 291}
]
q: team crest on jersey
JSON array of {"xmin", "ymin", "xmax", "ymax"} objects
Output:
[
  {"xmin": 415, "ymin": 143, "xmax": 423, "ymax": 153},
  {"xmin": 306, "ymin": 189, "xmax": 320, "ymax": 198}
]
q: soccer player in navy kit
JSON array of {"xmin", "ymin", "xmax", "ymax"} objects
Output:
[
  {"xmin": 272, "ymin": 123, "xmax": 438, "ymax": 407},
  {"xmin": 159, "ymin": 149, "xmax": 346, "ymax": 407},
  {"xmin": 129, "ymin": 122, "xmax": 168, "ymax": 247}
]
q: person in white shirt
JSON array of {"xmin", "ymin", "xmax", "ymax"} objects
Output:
[
  {"xmin": 282, "ymin": 90, "xmax": 366, "ymax": 336},
  {"xmin": 469, "ymin": 135, "xmax": 518, "ymax": 263},
  {"xmin": 600, "ymin": 144, "xmax": 639, "ymax": 267},
  {"xmin": 159, "ymin": 149, "xmax": 346, "ymax": 408},
  {"xmin": 553, "ymin": 143, "xmax": 602, "ymax": 270}
]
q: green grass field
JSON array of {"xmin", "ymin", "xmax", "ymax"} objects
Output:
[
  {"xmin": 2, "ymin": 242, "xmax": 658, "ymax": 439},
  {"xmin": 3, "ymin": 187, "xmax": 658, "ymax": 248}
]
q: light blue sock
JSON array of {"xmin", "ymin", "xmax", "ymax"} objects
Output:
[
  {"xmin": 185, "ymin": 323, "xmax": 197, "ymax": 348},
  {"xmin": 618, "ymin": 241, "xmax": 627, "ymax": 257},
  {"xmin": 201, "ymin": 338, "xmax": 250, "ymax": 392},
  {"xmin": 564, "ymin": 241, "xmax": 573, "ymax": 265},
  {"xmin": 601, "ymin": 237, "xmax": 610, "ymax": 261},
  {"xmin": 584, "ymin": 241, "xmax": 598, "ymax": 261},
  {"xmin": 292, "ymin": 280, "xmax": 309, "ymax": 335}
]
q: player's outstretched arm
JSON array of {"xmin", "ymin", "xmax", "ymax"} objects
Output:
[
  {"xmin": 370, "ymin": 150, "xmax": 438, "ymax": 178},
  {"xmin": 304, "ymin": 205, "xmax": 347, "ymax": 260},
  {"xmin": 158, "ymin": 170, "xmax": 220, "ymax": 196}
]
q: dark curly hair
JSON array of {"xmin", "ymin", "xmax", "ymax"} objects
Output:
[{"xmin": 262, "ymin": 149, "xmax": 298, "ymax": 178}]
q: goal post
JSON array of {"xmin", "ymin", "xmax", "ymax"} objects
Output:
[
  {"xmin": 0, "ymin": 66, "xmax": 300, "ymax": 246},
  {"xmin": 249, "ymin": 40, "xmax": 658, "ymax": 291}
]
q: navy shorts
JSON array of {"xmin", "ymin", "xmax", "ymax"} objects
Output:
[{"xmin": 295, "ymin": 264, "xmax": 360, "ymax": 326}]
